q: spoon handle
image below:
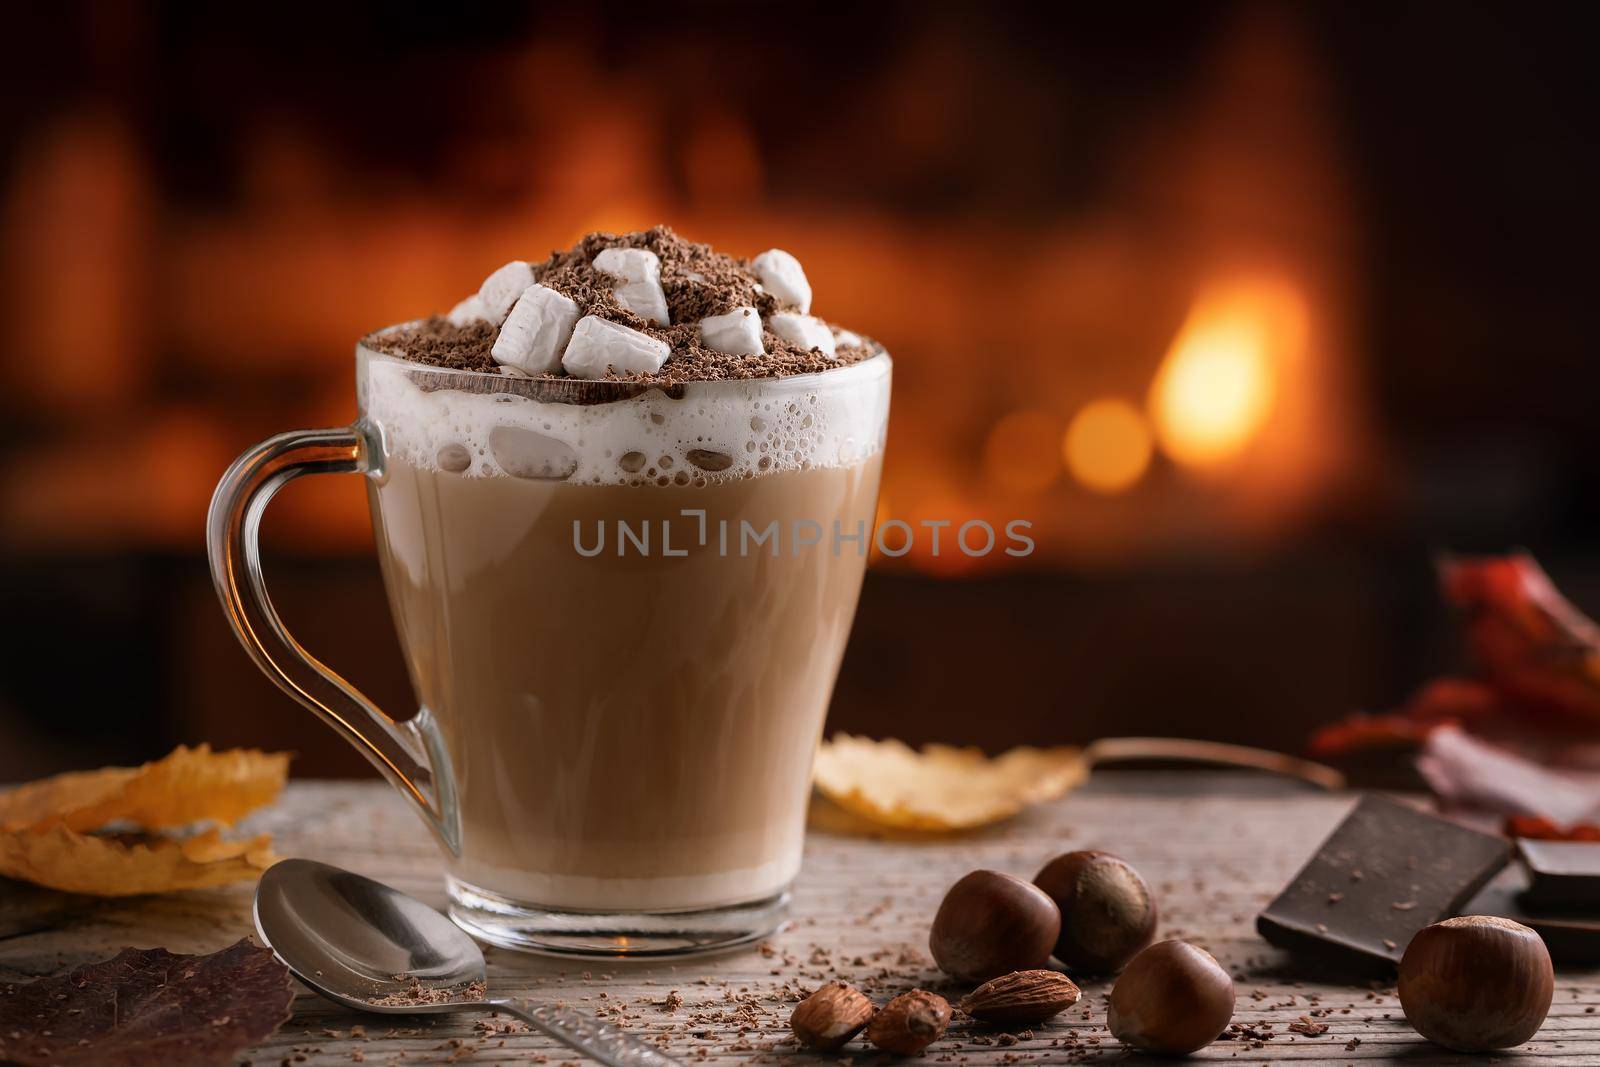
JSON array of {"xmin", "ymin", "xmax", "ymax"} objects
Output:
[{"xmin": 489, "ymin": 999, "xmax": 682, "ymax": 1067}]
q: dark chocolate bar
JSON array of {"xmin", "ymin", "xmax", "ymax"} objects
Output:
[
  {"xmin": 1257, "ymin": 794, "xmax": 1512, "ymax": 969},
  {"xmin": 1467, "ymin": 876, "xmax": 1600, "ymax": 965},
  {"xmin": 1517, "ymin": 839, "xmax": 1600, "ymax": 910}
]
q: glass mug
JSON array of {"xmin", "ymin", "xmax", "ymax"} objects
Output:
[{"xmin": 207, "ymin": 333, "xmax": 890, "ymax": 956}]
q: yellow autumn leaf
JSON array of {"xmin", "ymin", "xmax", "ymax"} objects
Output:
[
  {"xmin": 812, "ymin": 734, "xmax": 1088, "ymax": 831},
  {"xmin": 0, "ymin": 744, "xmax": 288, "ymax": 896},
  {"xmin": 0, "ymin": 826, "xmax": 276, "ymax": 895},
  {"xmin": 0, "ymin": 744, "xmax": 288, "ymax": 833}
]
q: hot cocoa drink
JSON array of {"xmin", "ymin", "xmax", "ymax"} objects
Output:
[
  {"xmin": 213, "ymin": 226, "xmax": 889, "ymax": 951},
  {"xmin": 360, "ymin": 348, "xmax": 887, "ymax": 916},
  {"xmin": 209, "ymin": 226, "xmax": 892, "ymax": 953}
]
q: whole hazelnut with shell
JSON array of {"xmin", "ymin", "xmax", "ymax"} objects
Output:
[
  {"xmin": 1107, "ymin": 940, "xmax": 1235, "ymax": 1054},
  {"xmin": 929, "ymin": 870, "xmax": 1061, "ymax": 982},
  {"xmin": 1398, "ymin": 915, "xmax": 1553, "ymax": 1052},
  {"xmin": 1034, "ymin": 850, "xmax": 1158, "ymax": 973}
]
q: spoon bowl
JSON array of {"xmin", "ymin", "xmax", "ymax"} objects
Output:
[
  {"xmin": 255, "ymin": 858, "xmax": 679, "ymax": 1064},
  {"xmin": 255, "ymin": 858, "xmax": 486, "ymax": 1013}
]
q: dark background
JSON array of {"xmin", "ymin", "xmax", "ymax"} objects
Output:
[{"xmin": 1, "ymin": 2, "xmax": 1595, "ymax": 779}]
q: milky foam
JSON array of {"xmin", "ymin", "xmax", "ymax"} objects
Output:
[{"xmin": 356, "ymin": 340, "xmax": 890, "ymax": 486}]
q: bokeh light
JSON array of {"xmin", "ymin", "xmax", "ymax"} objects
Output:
[
  {"xmin": 983, "ymin": 409, "xmax": 1064, "ymax": 494},
  {"xmin": 1063, "ymin": 398, "xmax": 1153, "ymax": 494}
]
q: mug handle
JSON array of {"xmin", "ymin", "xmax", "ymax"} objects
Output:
[{"xmin": 206, "ymin": 426, "xmax": 458, "ymax": 853}]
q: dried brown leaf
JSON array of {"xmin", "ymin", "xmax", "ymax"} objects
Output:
[{"xmin": 0, "ymin": 939, "xmax": 293, "ymax": 1067}]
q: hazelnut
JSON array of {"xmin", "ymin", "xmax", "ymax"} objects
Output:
[
  {"xmin": 1398, "ymin": 915, "xmax": 1553, "ymax": 1052},
  {"xmin": 1107, "ymin": 940, "xmax": 1235, "ymax": 1054},
  {"xmin": 929, "ymin": 870, "xmax": 1061, "ymax": 982},
  {"xmin": 867, "ymin": 989, "xmax": 951, "ymax": 1055},
  {"xmin": 1034, "ymin": 850, "xmax": 1158, "ymax": 973},
  {"xmin": 789, "ymin": 981, "xmax": 874, "ymax": 1051}
]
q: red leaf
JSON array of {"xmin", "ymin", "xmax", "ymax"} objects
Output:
[
  {"xmin": 1441, "ymin": 552, "xmax": 1600, "ymax": 727},
  {"xmin": 1306, "ymin": 711, "xmax": 1449, "ymax": 760},
  {"xmin": 1308, "ymin": 554, "xmax": 1600, "ymax": 762},
  {"xmin": 1505, "ymin": 815, "xmax": 1600, "ymax": 841},
  {"xmin": 0, "ymin": 939, "xmax": 292, "ymax": 1067}
]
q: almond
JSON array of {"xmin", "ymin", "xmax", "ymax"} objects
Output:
[
  {"xmin": 789, "ymin": 981, "xmax": 874, "ymax": 1051},
  {"xmin": 958, "ymin": 969, "xmax": 1082, "ymax": 1026},
  {"xmin": 867, "ymin": 989, "xmax": 952, "ymax": 1055}
]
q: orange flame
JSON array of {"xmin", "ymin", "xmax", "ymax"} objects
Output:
[{"xmin": 1148, "ymin": 279, "xmax": 1308, "ymax": 468}]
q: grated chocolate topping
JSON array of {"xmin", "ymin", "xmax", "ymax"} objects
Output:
[{"xmin": 362, "ymin": 226, "xmax": 878, "ymax": 386}]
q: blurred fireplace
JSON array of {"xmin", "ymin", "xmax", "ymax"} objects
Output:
[
  {"xmin": 8, "ymin": 4, "xmax": 1497, "ymax": 778},
  {"xmin": 0, "ymin": 6, "xmax": 1370, "ymax": 570}
]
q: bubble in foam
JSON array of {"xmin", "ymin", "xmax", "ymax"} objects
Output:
[
  {"xmin": 687, "ymin": 449, "xmax": 734, "ymax": 472},
  {"xmin": 437, "ymin": 443, "xmax": 472, "ymax": 473},
  {"xmin": 489, "ymin": 425, "xmax": 579, "ymax": 480},
  {"xmin": 618, "ymin": 451, "xmax": 646, "ymax": 473}
]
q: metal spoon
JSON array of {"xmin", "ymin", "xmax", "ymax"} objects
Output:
[{"xmin": 255, "ymin": 858, "xmax": 679, "ymax": 1067}]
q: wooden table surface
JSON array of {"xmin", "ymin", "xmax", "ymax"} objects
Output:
[{"xmin": 4, "ymin": 773, "xmax": 1599, "ymax": 1065}]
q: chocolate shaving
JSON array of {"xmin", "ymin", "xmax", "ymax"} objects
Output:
[
  {"xmin": 363, "ymin": 225, "xmax": 878, "ymax": 386},
  {"xmin": 0, "ymin": 939, "xmax": 293, "ymax": 1067},
  {"xmin": 366, "ymin": 976, "xmax": 487, "ymax": 1007},
  {"xmin": 376, "ymin": 318, "xmax": 499, "ymax": 374}
]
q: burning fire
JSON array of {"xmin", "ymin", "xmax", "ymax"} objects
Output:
[
  {"xmin": 1149, "ymin": 279, "xmax": 1307, "ymax": 469},
  {"xmin": 0, "ymin": 6, "xmax": 1366, "ymax": 569}
]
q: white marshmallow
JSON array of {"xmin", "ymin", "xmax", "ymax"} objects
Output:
[
  {"xmin": 477, "ymin": 260, "xmax": 536, "ymax": 323},
  {"xmin": 751, "ymin": 249, "xmax": 812, "ymax": 312},
  {"xmin": 833, "ymin": 327, "xmax": 864, "ymax": 349},
  {"xmin": 492, "ymin": 284, "xmax": 580, "ymax": 374},
  {"xmin": 699, "ymin": 307, "xmax": 764, "ymax": 356},
  {"xmin": 447, "ymin": 294, "xmax": 490, "ymax": 326},
  {"xmin": 562, "ymin": 316, "xmax": 671, "ymax": 379},
  {"xmin": 593, "ymin": 247, "xmax": 670, "ymax": 326},
  {"xmin": 769, "ymin": 312, "xmax": 836, "ymax": 356}
]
